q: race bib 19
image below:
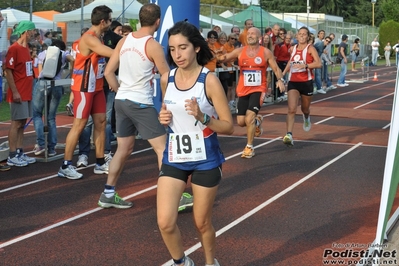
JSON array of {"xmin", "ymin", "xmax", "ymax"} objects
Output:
[{"xmin": 168, "ymin": 132, "xmax": 207, "ymax": 162}]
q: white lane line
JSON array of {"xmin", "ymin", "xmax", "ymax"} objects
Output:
[
  {"xmin": 0, "ymin": 138, "xmax": 280, "ymax": 248},
  {"xmin": 311, "ymin": 80, "xmax": 394, "ymax": 104},
  {"xmin": 383, "ymin": 123, "xmax": 390, "ymax": 130},
  {"xmin": 315, "ymin": 116, "xmax": 335, "ymax": 125},
  {"xmin": 354, "ymin": 92, "xmax": 394, "ymax": 109},
  {"xmin": 0, "ymin": 147, "xmax": 154, "ymax": 194},
  {"xmin": 162, "ymin": 142, "xmax": 364, "ymax": 266},
  {"xmin": 0, "ymin": 123, "xmax": 74, "ymax": 140}
]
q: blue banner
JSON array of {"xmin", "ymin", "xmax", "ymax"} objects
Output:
[{"xmin": 151, "ymin": 0, "xmax": 200, "ymax": 111}]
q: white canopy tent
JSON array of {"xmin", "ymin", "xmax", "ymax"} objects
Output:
[
  {"xmin": 282, "ymin": 17, "xmax": 317, "ymax": 34},
  {"xmin": 53, "ymin": 0, "xmax": 143, "ymax": 22},
  {"xmin": 1, "ymin": 8, "xmax": 55, "ymax": 30}
]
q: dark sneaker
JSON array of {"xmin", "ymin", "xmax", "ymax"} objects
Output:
[
  {"xmin": 98, "ymin": 192, "xmax": 133, "ymax": 209},
  {"xmin": 0, "ymin": 164, "xmax": 11, "ymax": 171},
  {"xmin": 178, "ymin": 192, "xmax": 193, "ymax": 212}
]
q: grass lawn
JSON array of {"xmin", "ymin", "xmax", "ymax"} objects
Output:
[{"xmin": 0, "ymin": 90, "xmax": 70, "ymax": 122}]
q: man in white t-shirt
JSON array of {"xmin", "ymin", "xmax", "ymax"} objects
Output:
[{"xmin": 371, "ymin": 37, "xmax": 380, "ymax": 66}]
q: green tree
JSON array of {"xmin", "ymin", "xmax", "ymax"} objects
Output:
[{"xmin": 380, "ymin": 0, "xmax": 399, "ymax": 22}]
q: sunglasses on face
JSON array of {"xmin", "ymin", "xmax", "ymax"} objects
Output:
[
  {"xmin": 209, "ymin": 36, "xmax": 217, "ymax": 39},
  {"xmin": 325, "ymin": 39, "xmax": 331, "ymax": 43},
  {"xmin": 230, "ymin": 37, "xmax": 237, "ymax": 40},
  {"xmin": 279, "ymin": 33, "xmax": 285, "ymax": 35}
]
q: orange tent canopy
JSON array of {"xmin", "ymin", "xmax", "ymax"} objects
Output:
[{"xmin": 33, "ymin": 10, "xmax": 67, "ymax": 42}]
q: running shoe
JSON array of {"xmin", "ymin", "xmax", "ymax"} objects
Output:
[
  {"xmin": 19, "ymin": 153, "xmax": 36, "ymax": 164},
  {"xmin": 178, "ymin": 192, "xmax": 193, "ymax": 212},
  {"xmin": 94, "ymin": 161, "xmax": 109, "ymax": 174},
  {"xmin": 214, "ymin": 259, "xmax": 220, "ymax": 266},
  {"xmin": 303, "ymin": 114, "xmax": 311, "ymax": 132},
  {"xmin": 7, "ymin": 155, "xmax": 28, "ymax": 167},
  {"xmin": 241, "ymin": 146, "xmax": 255, "ymax": 158},
  {"xmin": 98, "ymin": 192, "xmax": 133, "ymax": 209},
  {"xmin": 0, "ymin": 164, "xmax": 11, "ymax": 171},
  {"xmin": 48, "ymin": 150, "xmax": 57, "ymax": 157},
  {"xmin": 283, "ymin": 133, "xmax": 294, "ymax": 147},
  {"xmin": 104, "ymin": 152, "xmax": 113, "ymax": 162},
  {"xmin": 316, "ymin": 88, "xmax": 326, "ymax": 94},
  {"xmin": 77, "ymin": 154, "xmax": 88, "ymax": 168},
  {"xmin": 33, "ymin": 144, "xmax": 45, "ymax": 155},
  {"xmin": 254, "ymin": 114, "xmax": 263, "ymax": 137},
  {"xmin": 172, "ymin": 256, "xmax": 195, "ymax": 266},
  {"xmin": 58, "ymin": 165, "xmax": 83, "ymax": 180},
  {"xmin": 66, "ymin": 103, "xmax": 74, "ymax": 116}
]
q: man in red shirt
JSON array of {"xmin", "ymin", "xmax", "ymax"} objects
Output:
[
  {"xmin": 4, "ymin": 21, "xmax": 37, "ymax": 167},
  {"xmin": 274, "ymin": 33, "xmax": 292, "ymax": 101}
]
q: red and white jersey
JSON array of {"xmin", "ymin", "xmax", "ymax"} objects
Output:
[{"xmin": 288, "ymin": 44, "xmax": 314, "ymax": 82}]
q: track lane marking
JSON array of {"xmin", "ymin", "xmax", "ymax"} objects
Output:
[
  {"xmin": 162, "ymin": 142, "xmax": 364, "ymax": 266},
  {"xmin": 0, "ymin": 138, "xmax": 282, "ymax": 248}
]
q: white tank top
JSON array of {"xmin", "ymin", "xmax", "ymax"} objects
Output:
[{"xmin": 116, "ymin": 34, "xmax": 156, "ymax": 105}]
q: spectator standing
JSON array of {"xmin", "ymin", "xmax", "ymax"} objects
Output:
[
  {"xmin": 57, "ymin": 5, "xmax": 114, "ymax": 179},
  {"xmin": 314, "ymin": 30, "xmax": 325, "ymax": 44},
  {"xmin": 351, "ymin": 38, "xmax": 360, "ymax": 71},
  {"xmin": 0, "ymin": 10, "xmax": 10, "ymax": 171},
  {"xmin": 231, "ymin": 26, "xmax": 241, "ymax": 47},
  {"xmin": 274, "ymin": 33, "xmax": 292, "ymax": 100},
  {"xmin": 270, "ymin": 24, "xmax": 280, "ymax": 45},
  {"xmin": 314, "ymin": 36, "xmax": 332, "ymax": 94},
  {"xmin": 4, "ymin": 21, "xmax": 37, "ymax": 167},
  {"xmin": 281, "ymin": 26, "xmax": 321, "ymax": 146},
  {"xmin": 121, "ymin": 25, "xmax": 133, "ymax": 36},
  {"xmin": 75, "ymin": 22, "xmax": 123, "ymax": 172},
  {"xmin": 392, "ymin": 40, "xmax": 399, "ymax": 67},
  {"xmin": 321, "ymin": 33, "xmax": 336, "ymax": 90},
  {"xmin": 97, "ymin": 3, "xmax": 170, "ymax": 208},
  {"xmin": 384, "ymin": 42, "xmax": 392, "ymax": 67},
  {"xmin": 238, "ymin": 19, "xmax": 253, "ymax": 46},
  {"xmin": 276, "ymin": 28, "xmax": 287, "ymax": 45},
  {"xmin": 337, "ymin": 34, "xmax": 349, "ymax": 87},
  {"xmin": 32, "ymin": 39, "xmax": 74, "ymax": 157},
  {"xmin": 43, "ymin": 32, "xmax": 52, "ymax": 46},
  {"xmin": 371, "ymin": 37, "xmax": 380, "ymax": 66},
  {"xmin": 224, "ymin": 33, "xmax": 238, "ymax": 112},
  {"xmin": 204, "ymin": 30, "xmax": 225, "ymax": 73},
  {"xmin": 262, "ymin": 34, "xmax": 274, "ymax": 99},
  {"xmin": 219, "ymin": 27, "xmax": 285, "ymax": 158},
  {"xmin": 157, "ymin": 20, "xmax": 233, "ymax": 266}
]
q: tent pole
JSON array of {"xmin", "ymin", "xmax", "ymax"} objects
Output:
[
  {"xmin": 30, "ymin": 0, "xmax": 33, "ymax": 21},
  {"xmin": 81, "ymin": 0, "xmax": 84, "ymax": 30}
]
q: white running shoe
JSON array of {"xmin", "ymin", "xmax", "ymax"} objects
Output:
[
  {"xmin": 58, "ymin": 165, "xmax": 83, "ymax": 180},
  {"xmin": 77, "ymin": 154, "xmax": 88, "ymax": 168},
  {"xmin": 303, "ymin": 114, "xmax": 311, "ymax": 132}
]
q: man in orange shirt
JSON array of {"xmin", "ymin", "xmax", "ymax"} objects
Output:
[
  {"xmin": 57, "ymin": 5, "xmax": 114, "ymax": 179},
  {"xmin": 219, "ymin": 27, "xmax": 285, "ymax": 158},
  {"xmin": 238, "ymin": 19, "xmax": 253, "ymax": 46}
]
